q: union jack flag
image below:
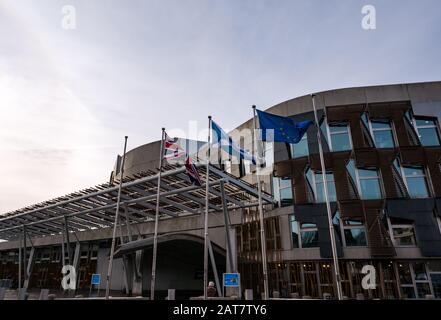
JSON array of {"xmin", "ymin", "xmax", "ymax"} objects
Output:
[{"xmin": 163, "ymin": 133, "xmax": 202, "ymax": 186}]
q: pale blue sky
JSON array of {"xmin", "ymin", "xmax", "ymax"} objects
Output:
[{"xmin": 0, "ymin": 0, "xmax": 440, "ymax": 212}]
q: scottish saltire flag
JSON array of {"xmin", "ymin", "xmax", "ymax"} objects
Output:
[
  {"xmin": 163, "ymin": 133, "xmax": 202, "ymax": 186},
  {"xmin": 256, "ymin": 109, "xmax": 313, "ymax": 144},
  {"xmin": 211, "ymin": 120, "xmax": 256, "ymax": 165}
]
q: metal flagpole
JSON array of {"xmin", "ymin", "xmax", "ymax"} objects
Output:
[
  {"xmin": 150, "ymin": 128, "xmax": 166, "ymax": 300},
  {"xmin": 311, "ymin": 94, "xmax": 343, "ymax": 300},
  {"xmin": 252, "ymin": 105, "xmax": 269, "ymax": 300},
  {"xmin": 203, "ymin": 116, "xmax": 212, "ymax": 300},
  {"xmin": 105, "ymin": 135, "xmax": 128, "ymax": 299}
]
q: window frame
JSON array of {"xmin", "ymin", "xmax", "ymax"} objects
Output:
[
  {"xmin": 387, "ymin": 217, "xmax": 417, "ymax": 247},
  {"xmin": 333, "ymin": 211, "xmax": 368, "ymax": 247},
  {"xmin": 398, "ymin": 163, "xmax": 432, "ymax": 198},
  {"xmin": 290, "ymin": 216, "xmax": 319, "ymax": 249},
  {"xmin": 272, "ymin": 177, "xmax": 294, "ymax": 207},
  {"xmin": 367, "ymin": 118, "xmax": 398, "ymax": 149},
  {"xmin": 340, "ymin": 219, "xmax": 368, "ymax": 247},
  {"xmin": 325, "ymin": 121, "xmax": 353, "ymax": 152},
  {"xmin": 413, "ymin": 116, "xmax": 441, "ymax": 147},
  {"xmin": 299, "ymin": 222, "xmax": 319, "ymax": 249},
  {"xmin": 306, "ymin": 167, "xmax": 337, "ymax": 203},
  {"xmin": 348, "ymin": 160, "xmax": 384, "ymax": 200},
  {"xmin": 291, "ymin": 133, "xmax": 309, "ymax": 158}
]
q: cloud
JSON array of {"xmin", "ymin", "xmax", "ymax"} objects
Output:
[{"xmin": 0, "ymin": 0, "xmax": 440, "ymax": 213}]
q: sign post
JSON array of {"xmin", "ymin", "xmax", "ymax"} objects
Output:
[
  {"xmin": 89, "ymin": 273, "xmax": 101, "ymax": 298},
  {"xmin": 223, "ymin": 273, "xmax": 241, "ymax": 299}
]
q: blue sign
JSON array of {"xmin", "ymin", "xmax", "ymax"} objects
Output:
[
  {"xmin": 223, "ymin": 273, "xmax": 240, "ymax": 287},
  {"xmin": 91, "ymin": 274, "xmax": 101, "ymax": 285}
]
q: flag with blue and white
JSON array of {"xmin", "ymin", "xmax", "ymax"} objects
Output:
[{"xmin": 211, "ymin": 120, "xmax": 256, "ymax": 165}]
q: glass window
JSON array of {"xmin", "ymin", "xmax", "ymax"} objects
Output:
[
  {"xmin": 415, "ymin": 118, "xmax": 441, "ymax": 146},
  {"xmin": 291, "ymin": 134, "xmax": 309, "ymax": 158},
  {"xmin": 328, "ymin": 122, "xmax": 351, "ymax": 151},
  {"xmin": 358, "ymin": 168, "xmax": 382, "ymax": 200},
  {"xmin": 332, "ymin": 211, "xmax": 367, "ymax": 247},
  {"xmin": 370, "ymin": 119, "xmax": 395, "ymax": 148},
  {"xmin": 413, "ymin": 262, "xmax": 428, "ymax": 281},
  {"xmin": 273, "ymin": 177, "xmax": 293, "ymax": 207},
  {"xmin": 290, "ymin": 216, "xmax": 300, "ymax": 248},
  {"xmin": 346, "ymin": 159, "xmax": 382, "ymax": 200},
  {"xmin": 290, "ymin": 216, "xmax": 319, "ymax": 248},
  {"xmin": 315, "ymin": 172, "xmax": 337, "ymax": 203},
  {"xmin": 343, "ymin": 229, "xmax": 367, "ymax": 246},
  {"xmin": 402, "ymin": 166, "xmax": 430, "ymax": 198},
  {"xmin": 301, "ymin": 223, "xmax": 319, "ymax": 248},
  {"xmin": 416, "ymin": 283, "xmax": 431, "ymax": 298},
  {"xmin": 305, "ymin": 168, "xmax": 337, "ymax": 203},
  {"xmin": 342, "ymin": 219, "xmax": 367, "ymax": 247},
  {"xmin": 389, "ymin": 218, "xmax": 416, "ymax": 246},
  {"xmin": 431, "ymin": 274, "xmax": 441, "ymax": 299}
]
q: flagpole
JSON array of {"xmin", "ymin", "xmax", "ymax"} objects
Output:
[
  {"xmin": 252, "ymin": 105, "xmax": 269, "ymax": 300},
  {"xmin": 150, "ymin": 127, "xmax": 166, "ymax": 300},
  {"xmin": 311, "ymin": 94, "xmax": 343, "ymax": 300},
  {"xmin": 105, "ymin": 135, "xmax": 128, "ymax": 299},
  {"xmin": 203, "ymin": 116, "xmax": 212, "ymax": 300}
]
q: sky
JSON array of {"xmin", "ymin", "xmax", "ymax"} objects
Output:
[{"xmin": 0, "ymin": 0, "xmax": 440, "ymax": 213}]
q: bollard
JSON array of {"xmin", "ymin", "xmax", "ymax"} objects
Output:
[
  {"xmin": 290, "ymin": 292, "xmax": 300, "ymax": 299},
  {"xmin": 18, "ymin": 288, "xmax": 28, "ymax": 300},
  {"xmin": 167, "ymin": 289, "xmax": 176, "ymax": 300},
  {"xmin": 245, "ymin": 289, "xmax": 253, "ymax": 300},
  {"xmin": 323, "ymin": 293, "xmax": 332, "ymax": 300},
  {"xmin": 39, "ymin": 289, "xmax": 50, "ymax": 300},
  {"xmin": 356, "ymin": 293, "xmax": 365, "ymax": 300}
]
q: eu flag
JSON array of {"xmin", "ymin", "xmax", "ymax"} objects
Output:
[{"xmin": 256, "ymin": 109, "xmax": 313, "ymax": 144}]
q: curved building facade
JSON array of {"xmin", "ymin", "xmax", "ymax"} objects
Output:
[{"xmin": 1, "ymin": 81, "xmax": 441, "ymax": 300}]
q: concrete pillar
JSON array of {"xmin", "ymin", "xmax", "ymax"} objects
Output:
[
  {"xmin": 132, "ymin": 250, "xmax": 143, "ymax": 296},
  {"xmin": 23, "ymin": 247, "xmax": 35, "ymax": 290},
  {"xmin": 39, "ymin": 289, "xmax": 50, "ymax": 300},
  {"xmin": 167, "ymin": 289, "xmax": 176, "ymax": 300},
  {"xmin": 72, "ymin": 243, "xmax": 80, "ymax": 290}
]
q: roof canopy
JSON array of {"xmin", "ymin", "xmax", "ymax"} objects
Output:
[{"xmin": 0, "ymin": 164, "xmax": 274, "ymax": 241}]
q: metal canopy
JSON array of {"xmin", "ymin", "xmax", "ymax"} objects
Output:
[{"xmin": 0, "ymin": 164, "xmax": 274, "ymax": 241}]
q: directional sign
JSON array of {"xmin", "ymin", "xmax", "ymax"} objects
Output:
[
  {"xmin": 223, "ymin": 273, "xmax": 240, "ymax": 287},
  {"xmin": 91, "ymin": 273, "xmax": 101, "ymax": 285}
]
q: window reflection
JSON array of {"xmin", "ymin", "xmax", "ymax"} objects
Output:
[
  {"xmin": 415, "ymin": 118, "xmax": 441, "ymax": 146},
  {"xmin": 301, "ymin": 223, "xmax": 319, "ymax": 248},
  {"xmin": 292, "ymin": 134, "xmax": 309, "ymax": 158},
  {"xmin": 346, "ymin": 160, "xmax": 382, "ymax": 200},
  {"xmin": 370, "ymin": 119, "xmax": 395, "ymax": 148},
  {"xmin": 389, "ymin": 217, "xmax": 417, "ymax": 246},
  {"xmin": 329, "ymin": 122, "xmax": 351, "ymax": 151},
  {"xmin": 402, "ymin": 166, "xmax": 430, "ymax": 198}
]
